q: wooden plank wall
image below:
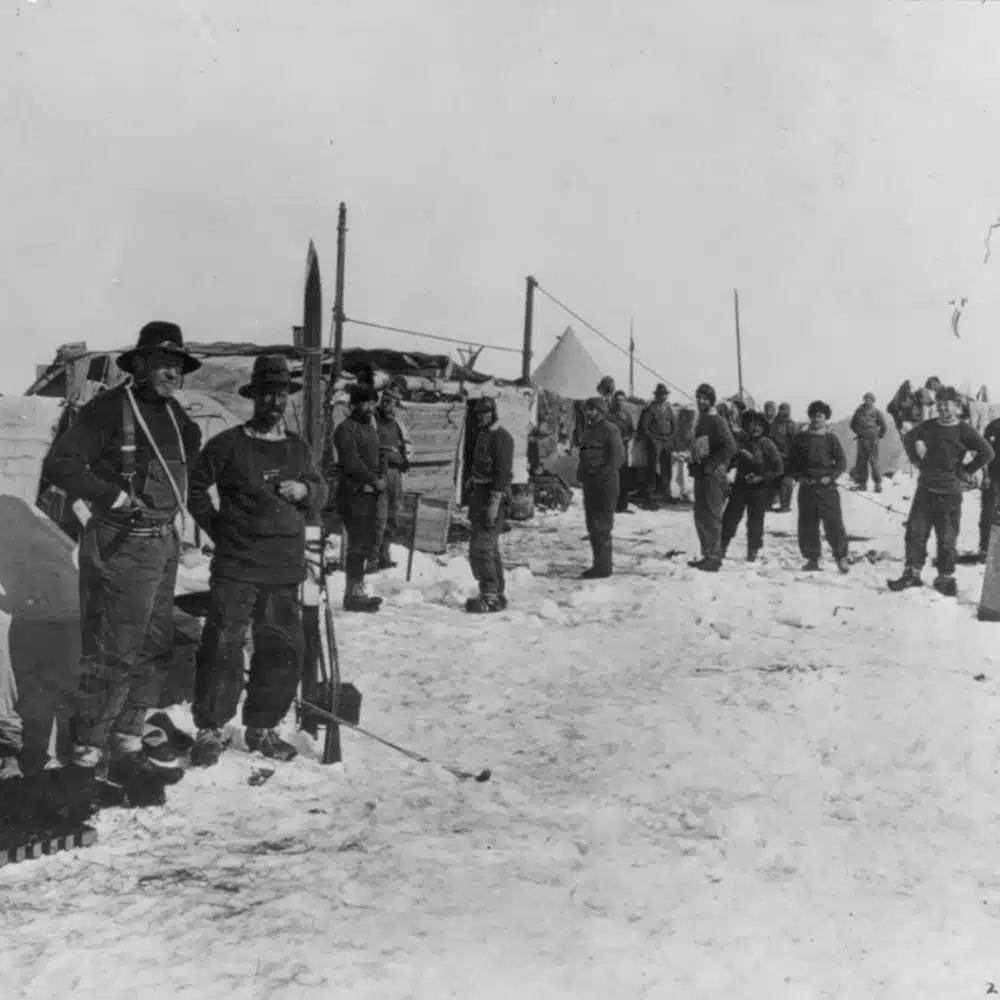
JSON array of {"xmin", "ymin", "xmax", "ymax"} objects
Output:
[{"xmin": 399, "ymin": 400, "xmax": 466, "ymax": 503}]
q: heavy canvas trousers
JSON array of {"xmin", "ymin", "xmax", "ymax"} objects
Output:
[
  {"xmin": 338, "ymin": 488, "xmax": 379, "ymax": 580},
  {"xmin": 0, "ymin": 655, "xmax": 22, "ymax": 757},
  {"xmin": 73, "ymin": 521, "xmax": 179, "ymax": 754},
  {"xmin": 797, "ymin": 484, "xmax": 848, "ymax": 560},
  {"xmin": 694, "ymin": 468, "xmax": 728, "ymax": 565},
  {"xmin": 192, "ymin": 578, "xmax": 303, "ymax": 731},
  {"xmin": 582, "ymin": 475, "xmax": 618, "ymax": 574},
  {"xmin": 645, "ymin": 443, "xmax": 674, "ymax": 500},
  {"xmin": 468, "ymin": 486, "xmax": 506, "ymax": 596},
  {"xmin": 905, "ymin": 486, "xmax": 962, "ymax": 576},
  {"xmin": 721, "ymin": 484, "xmax": 770, "ymax": 555},
  {"xmin": 374, "ymin": 468, "xmax": 403, "ymax": 561},
  {"xmin": 853, "ymin": 438, "xmax": 882, "ymax": 488}
]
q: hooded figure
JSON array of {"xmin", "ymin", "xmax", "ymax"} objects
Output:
[
  {"xmin": 577, "ymin": 396, "xmax": 626, "ymax": 578},
  {"xmin": 849, "ymin": 392, "xmax": 888, "ymax": 492},
  {"xmin": 767, "ymin": 402, "xmax": 798, "ymax": 511},
  {"xmin": 687, "ymin": 383, "xmax": 738, "ymax": 571},
  {"xmin": 465, "ymin": 397, "xmax": 515, "ymax": 613}
]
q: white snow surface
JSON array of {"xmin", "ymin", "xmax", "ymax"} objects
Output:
[{"xmin": 5, "ymin": 474, "xmax": 1000, "ymax": 999}]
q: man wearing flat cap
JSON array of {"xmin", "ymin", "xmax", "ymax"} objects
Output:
[
  {"xmin": 333, "ymin": 384, "xmax": 386, "ymax": 612},
  {"xmin": 638, "ymin": 383, "xmax": 676, "ymax": 506},
  {"xmin": 42, "ymin": 321, "xmax": 203, "ymax": 812},
  {"xmin": 577, "ymin": 396, "xmax": 626, "ymax": 578},
  {"xmin": 186, "ymin": 354, "xmax": 327, "ymax": 768}
]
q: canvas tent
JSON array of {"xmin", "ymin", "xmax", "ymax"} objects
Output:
[{"xmin": 531, "ymin": 326, "xmax": 605, "ymax": 400}]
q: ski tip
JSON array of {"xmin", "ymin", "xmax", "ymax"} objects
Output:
[{"xmin": 475, "ymin": 769, "xmax": 492, "ymax": 783}]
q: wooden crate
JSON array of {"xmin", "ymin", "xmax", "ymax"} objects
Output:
[{"xmin": 398, "ymin": 492, "xmax": 453, "ymax": 557}]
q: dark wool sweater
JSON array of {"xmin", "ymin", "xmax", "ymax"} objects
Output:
[
  {"xmin": 333, "ymin": 413, "xmax": 383, "ymax": 490},
  {"xmin": 188, "ymin": 427, "xmax": 326, "ymax": 585},
  {"xmin": 377, "ymin": 417, "xmax": 409, "ymax": 469},
  {"xmin": 692, "ymin": 413, "xmax": 738, "ymax": 475},
  {"xmin": 733, "ymin": 436, "xmax": 784, "ymax": 486},
  {"xmin": 788, "ymin": 430, "xmax": 847, "ymax": 482},
  {"xmin": 42, "ymin": 385, "xmax": 201, "ymax": 515},
  {"xmin": 903, "ymin": 419, "xmax": 993, "ymax": 495},
  {"xmin": 577, "ymin": 420, "xmax": 626, "ymax": 480},
  {"xmin": 768, "ymin": 417, "xmax": 798, "ymax": 457},
  {"xmin": 849, "ymin": 405, "xmax": 887, "ymax": 441},
  {"xmin": 470, "ymin": 423, "xmax": 514, "ymax": 494}
]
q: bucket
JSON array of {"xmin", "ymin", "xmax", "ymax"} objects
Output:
[{"xmin": 508, "ymin": 482, "xmax": 535, "ymax": 521}]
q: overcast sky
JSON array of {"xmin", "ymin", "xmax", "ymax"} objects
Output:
[{"xmin": 3, "ymin": 0, "xmax": 999, "ymax": 417}]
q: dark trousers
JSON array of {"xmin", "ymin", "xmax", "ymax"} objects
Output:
[
  {"xmin": 721, "ymin": 483, "xmax": 770, "ymax": 555},
  {"xmin": 468, "ymin": 486, "xmax": 506, "ymax": 596},
  {"xmin": 645, "ymin": 442, "xmax": 673, "ymax": 500},
  {"xmin": 73, "ymin": 520, "xmax": 179, "ymax": 753},
  {"xmin": 797, "ymin": 483, "xmax": 848, "ymax": 560},
  {"xmin": 853, "ymin": 438, "xmax": 882, "ymax": 488},
  {"xmin": 979, "ymin": 479, "xmax": 999, "ymax": 553},
  {"xmin": 616, "ymin": 466, "xmax": 633, "ymax": 512},
  {"xmin": 694, "ymin": 467, "xmax": 728, "ymax": 565},
  {"xmin": 905, "ymin": 485, "xmax": 962, "ymax": 576},
  {"xmin": 192, "ymin": 577, "xmax": 303, "ymax": 731},
  {"xmin": 338, "ymin": 488, "xmax": 379, "ymax": 580},
  {"xmin": 583, "ymin": 475, "xmax": 618, "ymax": 573},
  {"xmin": 374, "ymin": 468, "xmax": 403, "ymax": 560}
]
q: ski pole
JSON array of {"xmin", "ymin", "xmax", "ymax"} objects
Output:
[{"xmin": 296, "ymin": 698, "xmax": 491, "ymax": 783}]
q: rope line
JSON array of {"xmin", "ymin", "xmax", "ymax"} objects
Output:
[
  {"xmin": 344, "ymin": 317, "xmax": 523, "ymax": 355},
  {"xmin": 533, "ymin": 282, "xmax": 693, "ymax": 400}
]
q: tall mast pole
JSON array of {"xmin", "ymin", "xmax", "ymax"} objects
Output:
[
  {"xmin": 628, "ymin": 317, "xmax": 635, "ymax": 397},
  {"xmin": 521, "ymin": 276, "xmax": 537, "ymax": 382},
  {"xmin": 734, "ymin": 288, "xmax": 745, "ymax": 399}
]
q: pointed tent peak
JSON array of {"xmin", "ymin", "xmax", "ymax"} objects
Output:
[{"xmin": 531, "ymin": 325, "xmax": 608, "ymax": 400}]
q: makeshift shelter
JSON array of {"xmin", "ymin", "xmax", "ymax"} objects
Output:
[{"xmin": 26, "ymin": 339, "xmax": 538, "ymax": 510}]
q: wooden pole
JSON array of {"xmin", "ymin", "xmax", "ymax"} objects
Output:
[
  {"xmin": 331, "ymin": 203, "xmax": 347, "ymax": 386},
  {"xmin": 303, "ymin": 242, "xmax": 324, "ymax": 462},
  {"xmin": 733, "ymin": 288, "xmax": 745, "ymax": 399},
  {"xmin": 522, "ymin": 276, "xmax": 537, "ymax": 382},
  {"xmin": 628, "ymin": 317, "xmax": 635, "ymax": 397}
]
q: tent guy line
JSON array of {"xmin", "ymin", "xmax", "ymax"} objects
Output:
[{"xmin": 533, "ymin": 282, "xmax": 693, "ymax": 400}]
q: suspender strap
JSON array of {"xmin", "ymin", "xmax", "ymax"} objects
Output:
[{"xmin": 121, "ymin": 391, "xmax": 137, "ymax": 499}]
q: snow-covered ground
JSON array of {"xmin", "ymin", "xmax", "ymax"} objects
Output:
[{"xmin": 4, "ymin": 473, "xmax": 1000, "ymax": 999}]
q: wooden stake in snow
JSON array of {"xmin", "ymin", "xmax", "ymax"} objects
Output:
[{"xmin": 978, "ymin": 525, "xmax": 1000, "ymax": 621}]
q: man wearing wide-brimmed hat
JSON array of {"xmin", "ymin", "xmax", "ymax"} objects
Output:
[
  {"xmin": 638, "ymin": 383, "xmax": 676, "ymax": 505},
  {"xmin": 42, "ymin": 321, "xmax": 203, "ymax": 813},
  {"xmin": 186, "ymin": 354, "xmax": 327, "ymax": 767}
]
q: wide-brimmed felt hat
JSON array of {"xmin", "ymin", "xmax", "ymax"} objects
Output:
[
  {"xmin": 116, "ymin": 321, "xmax": 201, "ymax": 375},
  {"xmin": 238, "ymin": 354, "xmax": 302, "ymax": 398},
  {"xmin": 653, "ymin": 383, "xmax": 670, "ymax": 398}
]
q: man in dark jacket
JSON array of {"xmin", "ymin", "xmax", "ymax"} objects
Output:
[
  {"xmin": 606, "ymin": 390, "xmax": 636, "ymax": 513},
  {"xmin": 187, "ymin": 355, "xmax": 326, "ymax": 768},
  {"xmin": 767, "ymin": 402, "xmax": 797, "ymax": 512},
  {"xmin": 763, "ymin": 400, "xmax": 777, "ymax": 429},
  {"xmin": 688, "ymin": 383, "xmax": 738, "ymax": 572},
  {"xmin": 849, "ymin": 392, "xmax": 888, "ymax": 492},
  {"xmin": 372, "ymin": 390, "xmax": 413, "ymax": 570},
  {"xmin": 41, "ymin": 322, "xmax": 202, "ymax": 812},
  {"xmin": 788, "ymin": 401, "xmax": 849, "ymax": 573},
  {"xmin": 889, "ymin": 386, "xmax": 993, "ymax": 596},
  {"xmin": 577, "ymin": 397, "xmax": 626, "ymax": 578},
  {"xmin": 638, "ymin": 383, "xmax": 676, "ymax": 505},
  {"xmin": 332, "ymin": 385, "xmax": 385, "ymax": 612},
  {"xmin": 466, "ymin": 397, "xmax": 514, "ymax": 613},
  {"xmin": 979, "ymin": 414, "xmax": 1000, "ymax": 559},
  {"xmin": 721, "ymin": 410, "xmax": 784, "ymax": 562}
]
